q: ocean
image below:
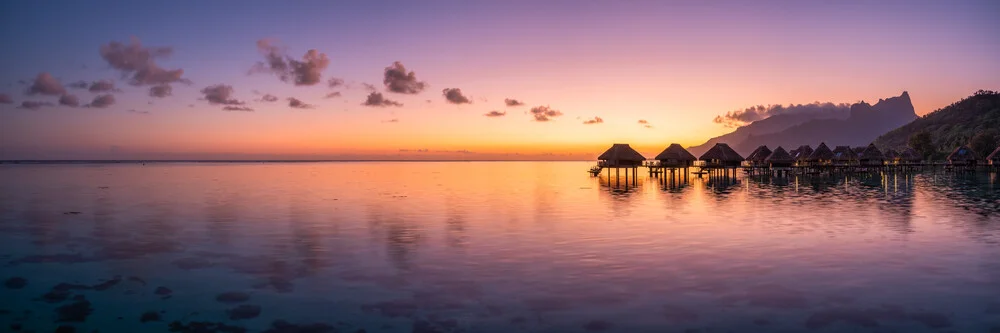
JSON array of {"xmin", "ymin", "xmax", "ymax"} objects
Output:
[{"xmin": 1, "ymin": 162, "xmax": 999, "ymax": 332}]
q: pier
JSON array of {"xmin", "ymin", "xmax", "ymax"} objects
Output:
[{"xmin": 591, "ymin": 142, "xmax": 1000, "ymax": 185}]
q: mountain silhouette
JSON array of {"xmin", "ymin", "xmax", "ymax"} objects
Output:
[{"xmin": 689, "ymin": 92, "xmax": 916, "ymax": 156}]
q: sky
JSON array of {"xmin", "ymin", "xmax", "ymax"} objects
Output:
[{"xmin": 0, "ymin": 0, "xmax": 997, "ymax": 160}]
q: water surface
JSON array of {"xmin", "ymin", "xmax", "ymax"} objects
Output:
[{"xmin": 1, "ymin": 162, "xmax": 999, "ymax": 332}]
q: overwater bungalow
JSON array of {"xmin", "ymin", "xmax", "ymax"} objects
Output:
[
  {"xmin": 765, "ymin": 146, "xmax": 794, "ymax": 174},
  {"xmin": 858, "ymin": 144, "xmax": 885, "ymax": 167},
  {"xmin": 883, "ymin": 149, "xmax": 900, "ymax": 165},
  {"xmin": 699, "ymin": 143, "xmax": 743, "ymax": 178},
  {"xmin": 988, "ymin": 146, "xmax": 1000, "ymax": 168},
  {"xmin": 946, "ymin": 145, "xmax": 978, "ymax": 171},
  {"xmin": 744, "ymin": 145, "xmax": 772, "ymax": 166},
  {"xmin": 792, "ymin": 145, "xmax": 813, "ymax": 166},
  {"xmin": 595, "ymin": 143, "xmax": 646, "ymax": 186},
  {"xmin": 654, "ymin": 143, "xmax": 697, "ymax": 168},
  {"xmin": 852, "ymin": 146, "xmax": 866, "ymax": 158},
  {"xmin": 900, "ymin": 148, "xmax": 921, "ymax": 164},
  {"xmin": 806, "ymin": 142, "xmax": 834, "ymax": 167},
  {"xmin": 832, "ymin": 145, "xmax": 857, "ymax": 166},
  {"xmin": 651, "ymin": 143, "xmax": 697, "ymax": 183}
]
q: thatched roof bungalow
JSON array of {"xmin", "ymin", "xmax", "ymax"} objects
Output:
[
  {"xmin": 806, "ymin": 142, "xmax": 834, "ymax": 165},
  {"xmin": 654, "ymin": 143, "xmax": 697, "ymax": 167},
  {"xmin": 988, "ymin": 146, "xmax": 1000, "ymax": 165},
  {"xmin": 883, "ymin": 149, "xmax": 900, "ymax": 165},
  {"xmin": 900, "ymin": 148, "xmax": 922, "ymax": 163},
  {"xmin": 793, "ymin": 145, "xmax": 814, "ymax": 163},
  {"xmin": 852, "ymin": 146, "xmax": 866, "ymax": 158},
  {"xmin": 745, "ymin": 145, "xmax": 772, "ymax": 165},
  {"xmin": 699, "ymin": 143, "xmax": 744, "ymax": 167},
  {"xmin": 946, "ymin": 145, "xmax": 978, "ymax": 166},
  {"xmin": 832, "ymin": 146, "xmax": 857, "ymax": 165},
  {"xmin": 598, "ymin": 143, "xmax": 646, "ymax": 167},
  {"xmin": 858, "ymin": 143, "xmax": 884, "ymax": 166},
  {"xmin": 765, "ymin": 146, "xmax": 794, "ymax": 168}
]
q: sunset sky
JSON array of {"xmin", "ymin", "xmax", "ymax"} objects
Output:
[{"xmin": 1, "ymin": 0, "xmax": 997, "ymax": 160}]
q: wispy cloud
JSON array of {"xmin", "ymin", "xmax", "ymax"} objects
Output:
[
  {"xmin": 200, "ymin": 84, "xmax": 245, "ymax": 105},
  {"xmin": 484, "ymin": 110, "xmax": 506, "ymax": 117},
  {"xmin": 442, "ymin": 88, "xmax": 471, "ymax": 104},
  {"xmin": 383, "ymin": 61, "xmax": 426, "ymax": 94},
  {"xmin": 251, "ymin": 39, "xmax": 330, "ymax": 86},
  {"xmin": 88, "ymin": 80, "xmax": 118, "ymax": 93},
  {"xmin": 223, "ymin": 106, "xmax": 254, "ymax": 112},
  {"xmin": 327, "ymin": 77, "xmax": 344, "ymax": 88},
  {"xmin": 362, "ymin": 92, "xmax": 402, "ymax": 107},
  {"xmin": 149, "ymin": 84, "xmax": 171, "ymax": 98},
  {"xmin": 26, "ymin": 72, "xmax": 66, "ymax": 96},
  {"xmin": 638, "ymin": 119, "xmax": 653, "ymax": 128},
  {"xmin": 19, "ymin": 101, "xmax": 54, "ymax": 110},
  {"xmin": 504, "ymin": 98, "xmax": 524, "ymax": 107},
  {"xmin": 382, "ymin": 118, "xmax": 399, "ymax": 123},
  {"xmin": 86, "ymin": 94, "xmax": 115, "ymax": 108},
  {"xmin": 259, "ymin": 94, "xmax": 278, "ymax": 102},
  {"xmin": 287, "ymin": 97, "xmax": 314, "ymax": 109},
  {"xmin": 325, "ymin": 91, "xmax": 342, "ymax": 99},
  {"xmin": 59, "ymin": 94, "xmax": 79, "ymax": 107},
  {"xmin": 583, "ymin": 116, "xmax": 603, "ymax": 124},
  {"xmin": 0, "ymin": 93, "xmax": 13, "ymax": 104},
  {"xmin": 127, "ymin": 109, "xmax": 150, "ymax": 115},
  {"xmin": 529, "ymin": 105, "xmax": 563, "ymax": 122},
  {"xmin": 713, "ymin": 102, "xmax": 850, "ymax": 127},
  {"xmin": 100, "ymin": 38, "xmax": 187, "ymax": 86}
]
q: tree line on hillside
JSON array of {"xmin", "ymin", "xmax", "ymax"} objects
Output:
[{"xmin": 875, "ymin": 89, "xmax": 999, "ymax": 160}]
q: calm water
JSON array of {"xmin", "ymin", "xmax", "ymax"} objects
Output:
[{"xmin": 1, "ymin": 162, "xmax": 999, "ymax": 333}]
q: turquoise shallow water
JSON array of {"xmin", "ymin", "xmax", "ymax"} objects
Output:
[{"xmin": 1, "ymin": 162, "xmax": 999, "ymax": 333}]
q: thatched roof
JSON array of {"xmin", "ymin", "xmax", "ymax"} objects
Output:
[
  {"xmin": 883, "ymin": 149, "xmax": 899, "ymax": 160},
  {"xmin": 947, "ymin": 145, "xmax": 979, "ymax": 162},
  {"xmin": 745, "ymin": 145, "xmax": 772, "ymax": 162},
  {"xmin": 765, "ymin": 146, "xmax": 794, "ymax": 163},
  {"xmin": 852, "ymin": 146, "xmax": 866, "ymax": 157},
  {"xmin": 807, "ymin": 142, "xmax": 834, "ymax": 161},
  {"xmin": 655, "ymin": 143, "xmax": 697, "ymax": 161},
  {"xmin": 832, "ymin": 146, "xmax": 856, "ymax": 161},
  {"xmin": 598, "ymin": 143, "xmax": 646, "ymax": 162},
  {"xmin": 699, "ymin": 143, "xmax": 744, "ymax": 162},
  {"xmin": 793, "ymin": 145, "xmax": 813, "ymax": 161},
  {"xmin": 988, "ymin": 146, "xmax": 1000, "ymax": 161},
  {"xmin": 858, "ymin": 143, "xmax": 884, "ymax": 160},
  {"xmin": 900, "ymin": 148, "xmax": 922, "ymax": 162}
]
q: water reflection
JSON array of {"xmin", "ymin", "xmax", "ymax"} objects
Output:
[{"xmin": 0, "ymin": 163, "xmax": 998, "ymax": 333}]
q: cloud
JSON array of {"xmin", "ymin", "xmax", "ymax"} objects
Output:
[
  {"xmin": 26, "ymin": 72, "xmax": 66, "ymax": 95},
  {"xmin": 88, "ymin": 80, "xmax": 117, "ymax": 93},
  {"xmin": 87, "ymin": 94, "xmax": 115, "ymax": 108},
  {"xmin": 327, "ymin": 77, "xmax": 344, "ymax": 88},
  {"xmin": 361, "ymin": 83, "xmax": 377, "ymax": 92},
  {"xmin": 0, "ymin": 93, "xmax": 12, "ymax": 104},
  {"xmin": 382, "ymin": 118, "xmax": 399, "ymax": 123},
  {"xmin": 59, "ymin": 94, "xmax": 80, "ymax": 107},
  {"xmin": 200, "ymin": 84, "xmax": 245, "ymax": 105},
  {"xmin": 67, "ymin": 81, "xmax": 88, "ymax": 89},
  {"xmin": 223, "ymin": 106, "xmax": 254, "ymax": 112},
  {"xmin": 259, "ymin": 94, "xmax": 278, "ymax": 102},
  {"xmin": 287, "ymin": 97, "xmax": 314, "ymax": 109},
  {"xmin": 383, "ymin": 61, "xmax": 426, "ymax": 94},
  {"xmin": 19, "ymin": 101, "xmax": 54, "ymax": 110},
  {"xmin": 484, "ymin": 110, "xmax": 506, "ymax": 117},
  {"xmin": 251, "ymin": 39, "xmax": 330, "ymax": 86},
  {"xmin": 583, "ymin": 116, "xmax": 604, "ymax": 124},
  {"xmin": 127, "ymin": 109, "xmax": 150, "ymax": 115},
  {"xmin": 149, "ymin": 84, "xmax": 172, "ymax": 98},
  {"xmin": 504, "ymin": 98, "xmax": 524, "ymax": 107},
  {"xmin": 713, "ymin": 102, "xmax": 850, "ymax": 127},
  {"xmin": 638, "ymin": 119, "xmax": 649, "ymax": 124},
  {"xmin": 442, "ymin": 88, "xmax": 471, "ymax": 104},
  {"xmin": 362, "ymin": 92, "xmax": 402, "ymax": 107},
  {"xmin": 529, "ymin": 105, "xmax": 563, "ymax": 122},
  {"xmin": 100, "ymin": 38, "xmax": 187, "ymax": 86},
  {"xmin": 325, "ymin": 91, "xmax": 342, "ymax": 99}
]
